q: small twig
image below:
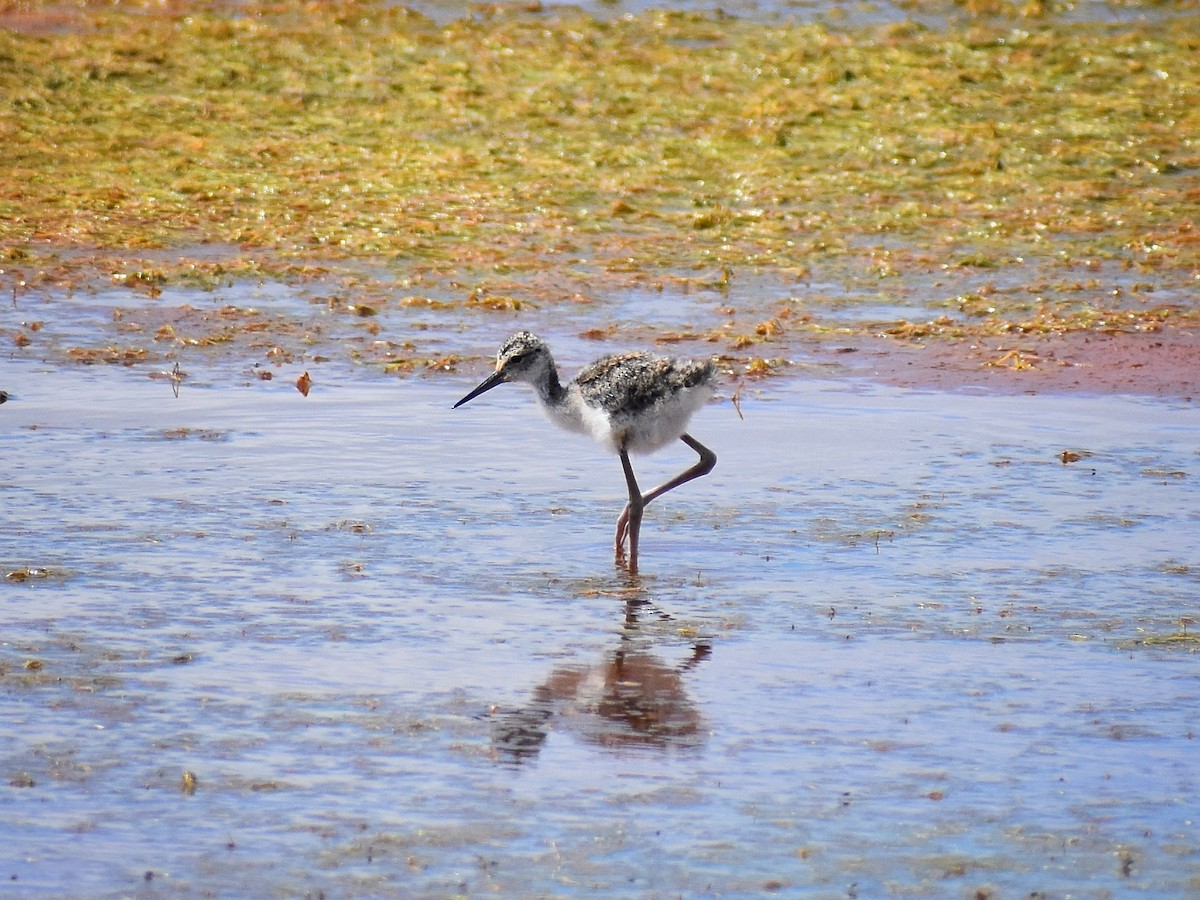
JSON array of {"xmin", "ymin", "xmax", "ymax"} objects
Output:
[{"xmin": 731, "ymin": 379, "xmax": 745, "ymax": 421}]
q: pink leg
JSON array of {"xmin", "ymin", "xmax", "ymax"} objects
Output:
[
  {"xmin": 640, "ymin": 434, "xmax": 717, "ymax": 507},
  {"xmin": 613, "ymin": 434, "xmax": 716, "ymax": 572},
  {"xmin": 616, "ymin": 449, "xmax": 644, "ymax": 573},
  {"xmin": 614, "ymin": 503, "xmax": 632, "ymax": 553}
]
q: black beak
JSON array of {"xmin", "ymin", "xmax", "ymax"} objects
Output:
[{"xmin": 453, "ymin": 370, "xmax": 506, "ymax": 408}]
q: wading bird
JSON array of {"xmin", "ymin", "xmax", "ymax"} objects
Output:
[{"xmin": 453, "ymin": 332, "xmax": 717, "ymax": 573}]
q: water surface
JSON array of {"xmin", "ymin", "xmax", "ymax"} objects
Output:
[{"xmin": 2, "ymin": 357, "xmax": 1198, "ymax": 896}]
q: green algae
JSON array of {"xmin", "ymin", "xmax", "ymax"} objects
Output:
[{"xmin": 1, "ymin": 1, "xmax": 1198, "ymax": 365}]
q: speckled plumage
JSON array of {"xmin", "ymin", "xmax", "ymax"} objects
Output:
[
  {"xmin": 574, "ymin": 352, "xmax": 716, "ymax": 421},
  {"xmin": 467, "ymin": 332, "xmax": 716, "ymax": 454},
  {"xmin": 453, "ymin": 331, "xmax": 719, "ymax": 573}
]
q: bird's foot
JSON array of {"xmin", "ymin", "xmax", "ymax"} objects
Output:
[
  {"xmin": 614, "ymin": 512, "xmax": 641, "ymax": 575},
  {"xmin": 615, "ymin": 497, "xmax": 643, "ymax": 574},
  {"xmin": 614, "ymin": 505, "xmax": 630, "ymax": 554}
]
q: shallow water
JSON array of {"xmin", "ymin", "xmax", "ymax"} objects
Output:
[{"xmin": 2, "ymin": 355, "xmax": 1198, "ymax": 896}]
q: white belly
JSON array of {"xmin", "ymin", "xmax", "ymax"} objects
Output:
[{"xmin": 585, "ymin": 383, "xmax": 713, "ymax": 455}]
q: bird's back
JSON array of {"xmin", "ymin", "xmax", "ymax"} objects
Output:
[{"xmin": 571, "ymin": 352, "xmax": 716, "ymax": 453}]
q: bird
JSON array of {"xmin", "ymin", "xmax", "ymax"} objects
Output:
[{"xmin": 453, "ymin": 331, "xmax": 717, "ymax": 573}]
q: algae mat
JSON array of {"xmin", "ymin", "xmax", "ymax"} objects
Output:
[{"xmin": 2, "ymin": 2, "xmax": 1198, "ymax": 380}]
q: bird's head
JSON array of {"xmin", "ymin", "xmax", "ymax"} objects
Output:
[{"xmin": 453, "ymin": 332, "xmax": 552, "ymax": 408}]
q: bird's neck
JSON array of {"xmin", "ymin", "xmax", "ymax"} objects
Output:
[{"xmin": 532, "ymin": 365, "xmax": 567, "ymax": 409}]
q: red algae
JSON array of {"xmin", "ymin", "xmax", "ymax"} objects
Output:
[{"xmin": 834, "ymin": 328, "xmax": 1200, "ymax": 398}]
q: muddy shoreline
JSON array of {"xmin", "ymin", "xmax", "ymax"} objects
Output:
[{"xmin": 826, "ymin": 325, "xmax": 1200, "ymax": 400}]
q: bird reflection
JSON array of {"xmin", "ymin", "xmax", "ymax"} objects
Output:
[{"xmin": 493, "ymin": 599, "xmax": 711, "ymax": 763}]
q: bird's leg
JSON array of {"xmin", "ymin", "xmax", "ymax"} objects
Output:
[
  {"xmin": 639, "ymin": 434, "xmax": 717, "ymax": 507},
  {"xmin": 614, "ymin": 499, "xmax": 635, "ymax": 553},
  {"xmin": 615, "ymin": 434, "xmax": 716, "ymax": 571},
  {"xmin": 616, "ymin": 448, "xmax": 644, "ymax": 573},
  {"xmin": 615, "ymin": 505, "xmax": 630, "ymax": 554}
]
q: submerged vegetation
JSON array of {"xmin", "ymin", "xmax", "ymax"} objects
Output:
[{"xmin": 1, "ymin": 0, "xmax": 1198, "ymax": 374}]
